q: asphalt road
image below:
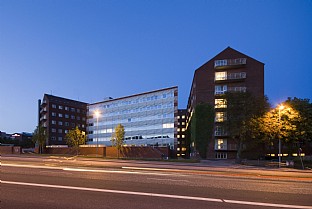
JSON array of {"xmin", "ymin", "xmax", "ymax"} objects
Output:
[{"xmin": 2, "ymin": 156, "xmax": 312, "ymax": 209}]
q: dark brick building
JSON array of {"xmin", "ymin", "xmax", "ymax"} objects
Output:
[
  {"xmin": 186, "ymin": 47, "xmax": 264, "ymax": 159},
  {"xmin": 177, "ymin": 109, "xmax": 187, "ymax": 157},
  {"xmin": 39, "ymin": 94, "xmax": 87, "ymax": 146}
]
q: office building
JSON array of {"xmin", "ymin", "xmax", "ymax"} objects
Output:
[
  {"xmin": 186, "ymin": 47, "xmax": 264, "ymax": 159},
  {"xmin": 39, "ymin": 94, "xmax": 87, "ymax": 146},
  {"xmin": 87, "ymin": 87, "xmax": 178, "ymax": 149}
]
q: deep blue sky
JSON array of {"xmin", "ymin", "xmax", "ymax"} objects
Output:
[{"xmin": 1, "ymin": 0, "xmax": 311, "ymax": 134}]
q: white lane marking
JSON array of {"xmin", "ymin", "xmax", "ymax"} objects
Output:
[
  {"xmin": 63, "ymin": 168, "xmax": 172, "ymax": 176},
  {"xmin": 2, "ymin": 181, "xmax": 221, "ymax": 203},
  {"xmin": 122, "ymin": 166, "xmax": 177, "ymax": 171},
  {"xmin": 147, "ymin": 178, "xmax": 190, "ymax": 182},
  {"xmin": 2, "ymin": 163, "xmax": 176, "ymax": 176},
  {"xmin": 3, "ymin": 181, "xmax": 312, "ymax": 209},
  {"xmin": 224, "ymin": 199, "xmax": 312, "ymax": 209},
  {"xmin": 2, "ymin": 163, "xmax": 61, "ymax": 170}
]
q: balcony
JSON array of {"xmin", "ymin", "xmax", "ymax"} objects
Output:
[
  {"xmin": 41, "ymin": 100, "xmax": 47, "ymax": 106},
  {"xmin": 40, "ymin": 107, "xmax": 47, "ymax": 113},
  {"xmin": 214, "ymin": 58, "xmax": 247, "ymax": 69},
  {"xmin": 215, "ymin": 72, "xmax": 246, "ymax": 83},
  {"xmin": 214, "ymin": 144, "xmax": 237, "ymax": 151},
  {"xmin": 227, "ymin": 86, "xmax": 247, "ymax": 93}
]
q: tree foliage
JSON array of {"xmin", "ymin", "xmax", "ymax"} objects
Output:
[
  {"xmin": 32, "ymin": 125, "xmax": 47, "ymax": 154},
  {"xmin": 188, "ymin": 103, "xmax": 214, "ymax": 159},
  {"xmin": 285, "ymin": 97, "xmax": 312, "ymax": 142},
  {"xmin": 225, "ymin": 92, "xmax": 270, "ymax": 162},
  {"xmin": 65, "ymin": 126, "xmax": 86, "ymax": 155},
  {"xmin": 111, "ymin": 124, "xmax": 125, "ymax": 158}
]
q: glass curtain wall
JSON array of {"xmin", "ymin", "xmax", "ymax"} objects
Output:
[{"xmin": 87, "ymin": 87, "xmax": 177, "ymax": 148}]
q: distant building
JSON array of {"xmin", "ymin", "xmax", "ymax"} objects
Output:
[
  {"xmin": 186, "ymin": 47, "xmax": 264, "ymax": 159},
  {"xmin": 87, "ymin": 87, "xmax": 178, "ymax": 150},
  {"xmin": 38, "ymin": 94, "xmax": 87, "ymax": 146},
  {"xmin": 176, "ymin": 109, "xmax": 187, "ymax": 157}
]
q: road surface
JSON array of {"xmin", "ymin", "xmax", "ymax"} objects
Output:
[{"xmin": 2, "ymin": 155, "xmax": 312, "ymax": 209}]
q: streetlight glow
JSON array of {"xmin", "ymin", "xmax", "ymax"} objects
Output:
[{"xmin": 278, "ymin": 103, "xmax": 286, "ymax": 168}]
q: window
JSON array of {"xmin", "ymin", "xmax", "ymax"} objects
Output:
[
  {"xmin": 52, "ymin": 120, "xmax": 56, "ymax": 125},
  {"xmin": 65, "ymin": 106, "xmax": 69, "ymax": 111},
  {"xmin": 177, "ymin": 135, "xmax": 180, "ymax": 138},
  {"xmin": 182, "ymin": 115, "xmax": 185, "ymax": 119},
  {"xmin": 65, "ymin": 114, "xmax": 69, "ymax": 119},
  {"xmin": 52, "ymin": 112, "xmax": 56, "ymax": 117},
  {"xmin": 52, "ymin": 128, "xmax": 56, "ymax": 133},
  {"xmin": 215, "ymin": 72, "xmax": 227, "ymax": 81},
  {"xmin": 182, "ymin": 135, "xmax": 185, "ymax": 138},
  {"xmin": 58, "ymin": 121, "xmax": 63, "ymax": 126},
  {"xmin": 216, "ymin": 152, "xmax": 227, "ymax": 159},
  {"xmin": 163, "ymin": 123, "xmax": 174, "ymax": 128},
  {"xmin": 65, "ymin": 122, "xmax": 69, "ymax": 126},
  {"xmin": 71, "ymin": 115, "xmax": 75, "ymax": 119},
  {"xmin": 182, "ymin": 122, "xmax": 185, "ymax": 125},
  {"xmin": 182, "ymin": 128, "xmax": 185, "ymax": 132},
  {"xmin": 77, "ymin": 116, "xmax": 80, "ymax": 120},
  {"xmin": 77, "ymin": 109, "xmax": 80, "ymax": 113},
  {"xmin": 215, "ymin": 112, "xmax": 227, "ymax": 122},
  {"xmin": 71, "ymin": 123, "xmax": 75, "ymax": 127},
  {"xmin": 177, "ymin": 128, "xmax": 180, "ymax": 132},
  {"xmin": 215, "ymin": 139, "xmax": 227, "ymax": 150},
  {"xmin": 58, "ymin": 113, "xmax": 63, "ymax": 118},
  {"xmin": 82, "ymin": 117, "xmax": 86, "ymax": 121},
  {"xmin": 64, "ymin": 130, "xmax": 68, "ymax": 134},
  {"xmin": 215, "ymin": 85, "xmax": 227, "ymax": 95},
  {"xmin": 51, "ymin": 136, "xmax": 56, "ymax": 140},
  {"xmin": 58, "ymin": 137, "xmax": 62, "ymax": 141},
  {"xmin": 215, "ymin": 99, "xmax": 227, "ymax": 108},
  {"xmin": 215, "ymin": 126, "xmax": 226, "ymax": 136},
  {"xmin": 59, "ymin": 105, "xmax": 63, "ymax": 110},
  {"xmin": 71, "ymin": 108, "xmax": 75, "ymax": 112},
  {"xmin": 58, "ymin": 129, "xmax": 62, "ymax": 134},
  {"xmin": 181, "ymin": 147, "xmax": 186, "ymax": 151},
  {"xmin": 52, "ymin": 104, "xmax": 56, "ymax": 108}
]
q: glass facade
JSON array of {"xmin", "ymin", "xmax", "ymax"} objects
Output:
[{"xmin": 87, "ymin": 87, "xmax": 178, "ymax": 149}]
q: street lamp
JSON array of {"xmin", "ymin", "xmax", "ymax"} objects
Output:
[
  {"xmin": 94, "ymin": 110, "xmax": 100, "ymax": 156},
  {"xmin": 278, "ymin": 104, "xmax": 285, "ymax": 168}
]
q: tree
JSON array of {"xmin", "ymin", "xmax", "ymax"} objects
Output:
[
  {"xmin": 256, "ymin": 98, "xmax": 311, "ymax": 155},
  {"xmin": 285, "ymin": 97, "xmax": 312, "ymax": 143},
  {"xmin": 32, "ymin": 125, "xmax": 47, "ymax": 154},
  {"xmin": 225, "ymin": 92, "xmax": 270, "ymax": 162},
  {"xmin": 65, "ymin": 126, "xmax": 86, "ymax": 155},
  {"xmin": 111, "ymin": 124, "xmax": 125, "ymax": 158}
]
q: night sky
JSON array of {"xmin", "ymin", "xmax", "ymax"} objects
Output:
[{"xmin": 1, "ymin": 0, "xmax": 311, "ymax": 133}]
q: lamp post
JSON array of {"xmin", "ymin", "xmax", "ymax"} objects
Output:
[
  {"xmin": 278, "ymin": 104, "xmax": 284, "ymax": 168},
  {"xmin": 94, "ymin": 110, "xmax": 100, "ymax": 156}
]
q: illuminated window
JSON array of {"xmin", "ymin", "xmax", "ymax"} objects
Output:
[
  {"xmin": 58, "ymin": 113, "xmax": 63, "ymax": 118},
  {"xmin": 52, "ymin": 120, "xmax": 56, "ymax": 125},
  {"xmin": 215, "ymin": 72, "xmax": 227, "ymax": 81},
  {"xmin": 177, "ymin": 128, "xmax": 180, "ymax": 132},
  {"xmin": 215, "ymin": 139, "xmax": 227, "ymax": 150},
  {"xmin": 182, "ymin": 135, "xmax": 185, "ymax": 138},
  {"xmin": 163, "ymin": 123, "xmax": 174, "ymax": 128},
  {"xmin": 177, "ymin": 135, "xmax": 180, "ymax": 138},
  {"xmin": 181, "ymin": 147, "xmax": 186, "ymax": 151},
  {"xmin": 58, "ymin": 121, "xmax": 63, "ymax": 126},
  {"xmin": 182, "ymin": 115, "xmax": 185, "ymax": 119},
  {"xmin": 182, "ymin": 128, "xmax": 185, "ymax": 132},
  {"xmin": 215, "ymin": 99, "xmax": 227, "ymax": 108},
  {"xmin": 52, "ymin": 112, "xmax": 56, "ymax": 117},
  {"xmin": 59, "ymin": 105, "xmax": 63, "ymax": 110},
  {"xmin": 215, "ymin": 112, "xmax": 227, "ymax": 122}
]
